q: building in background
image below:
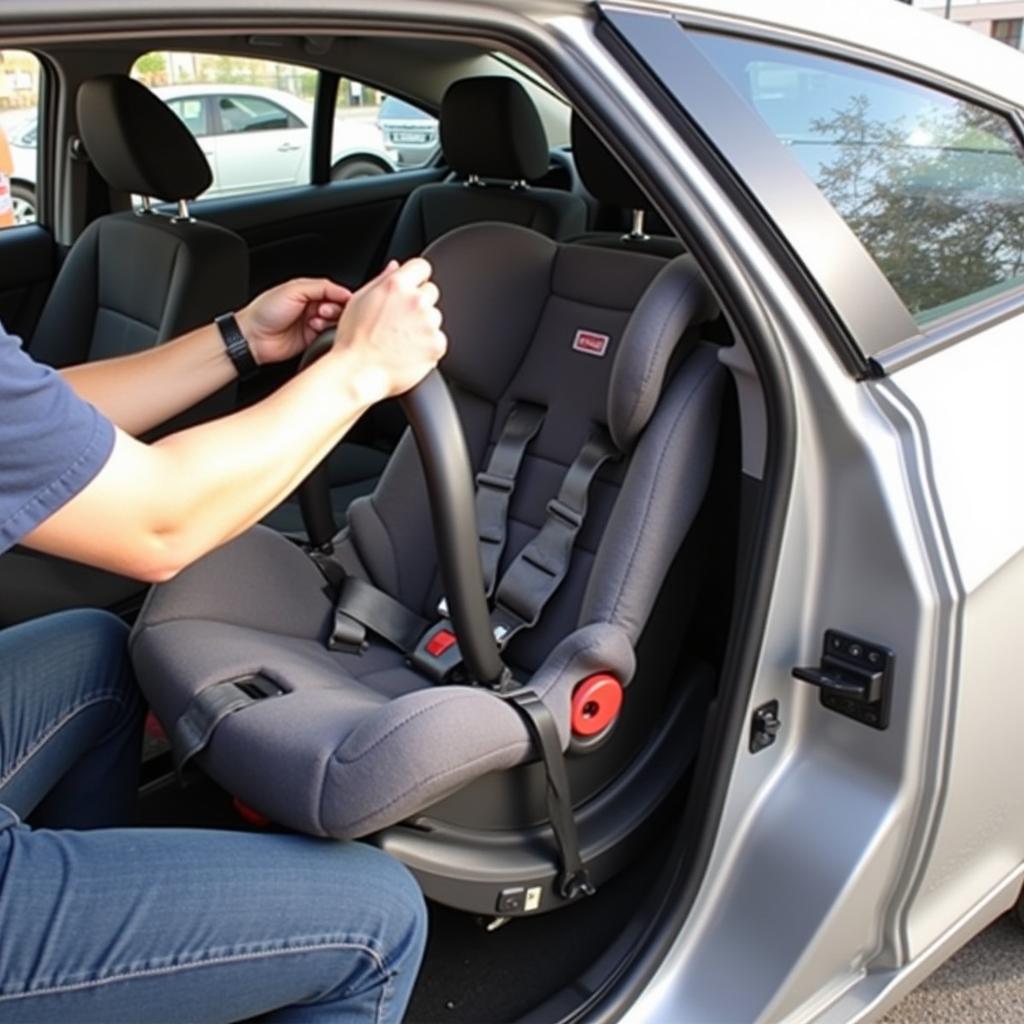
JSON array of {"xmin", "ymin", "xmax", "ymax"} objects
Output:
[{"xmin": 910, "ymin": 0, "xmax": 1024, "ymax": 49}]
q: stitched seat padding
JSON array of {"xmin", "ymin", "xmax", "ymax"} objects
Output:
[{"xmin": 131, "ymin": 222, "xmax": 724, "ymax": 839}]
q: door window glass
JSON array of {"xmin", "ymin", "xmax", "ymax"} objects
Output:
[
  {"xmin": 214, "ymin": 94, "xmax": 303, "ymax": 134},
  {"xmin": 692, "ymin": 33, "xmax": 1024, "ymax": 325},
  {"xmin": 0, "ymin": 50, "xmax": 40, "ymax": 227},
  {"xmin": 166, "ymin": 96, "xmax": 208, "ymax": 137}
]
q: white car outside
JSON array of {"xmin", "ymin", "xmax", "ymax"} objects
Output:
[{"xmin": 153, "ymin": 83, "xmax": 397, "ymax": 198}]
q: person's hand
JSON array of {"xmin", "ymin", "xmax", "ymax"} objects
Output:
[
  {"xmin": 331, "ymin": 258, "xmax": 447, "ymax": 402},
  {"xmin": 235, "ymin": 278, "xmax": 354, "ymax": 366}
]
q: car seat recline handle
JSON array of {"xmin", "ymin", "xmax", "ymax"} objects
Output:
[{"xmin": 401, "ymin": 369, "xmax": 508, "ymax": 687}]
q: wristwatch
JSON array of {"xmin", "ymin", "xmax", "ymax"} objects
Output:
[{"xmin": 215, "ymin": 312, "xmax": 259, "ymax": 381}]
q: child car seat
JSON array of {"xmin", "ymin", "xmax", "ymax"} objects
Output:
[{"xmin": 130, "ymin": 219, "xmax": 726, "ymax": 915}]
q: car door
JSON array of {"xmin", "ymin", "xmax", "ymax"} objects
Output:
[
  {"xmin": 207, "ymin": 92, "xmax": 309, "ymax": 195},
  {"xmin": 600, "ymin": 11, "xmax": 1024, "ymax": 1021}
]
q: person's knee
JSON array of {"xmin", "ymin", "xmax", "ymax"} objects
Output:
[
  {"xmin": 55, "ymin": 609, "xmax": 143, "ymax": 726},
  {"xmin": 316, "ymin": 841, "xmax": 427, "ymax": 963}
]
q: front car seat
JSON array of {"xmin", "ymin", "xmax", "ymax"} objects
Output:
[
  {"xmin": 131, "ymin": 220, "xmax": 725, "ymax": 916},
  {"xmin": 0, "ymin": 75, "xmax": 249, "ymax": 627},
  {"xmin": 30, "ymin": 74, "xmax": 248, "ymax": 370},
  {"xmin": 384, "ymin": 76, "xmax": 587, "ymax": 262}
]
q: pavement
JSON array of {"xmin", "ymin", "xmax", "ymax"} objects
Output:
[{"xmin": 881, "ymin": 912, "xmax": 1024, "ymax": 1023}]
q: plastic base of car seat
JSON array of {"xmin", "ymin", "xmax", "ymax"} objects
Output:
[{"xmin": 375, "ymin": 661, "xmax": 712, "ymax": 916}]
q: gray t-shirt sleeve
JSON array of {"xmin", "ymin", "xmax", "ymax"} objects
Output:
[{"xmin": 0, "ymin": 327, "xmax": 115, "ymax": 554}]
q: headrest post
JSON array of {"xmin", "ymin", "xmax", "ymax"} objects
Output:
[
  {"xmin": 176, "ymin": 198, "xmax": 191, "ymax": 221},
  {"xmin": 628, "ymin": 208, "xmax": 648, "ymax": 240},
  {"xmin": 139, "ymin": 195, "xmax": 153, "ymax": 214},
  {"xmin": 510, "ymin": 179, "xmax": 529, "ymax": 191},
  {"xmin": 465, "ymin": 173, "xmax": 483, "ymax": 188}
]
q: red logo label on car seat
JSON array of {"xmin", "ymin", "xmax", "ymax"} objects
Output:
[{"xmin": 572, "ymin": 330, "xmax": 610, "ymax": 357}]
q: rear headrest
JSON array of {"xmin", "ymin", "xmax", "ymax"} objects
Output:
[
  {"xmin": 77, "ymin": 75, "xmax": 212, "ymax": 201},
  {"xmin": 425, "ymin": 222, "xmax": 717, "ymax": 453},
  {"xmin": 570, "ymin": 112, "xmax": 650, "ymax": 212},
  {"xmin": 440, "ymin": 77, "xmax": 549, "ymax": 181}
]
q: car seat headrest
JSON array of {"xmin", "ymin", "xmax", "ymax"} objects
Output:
[
  {"xmin": 570, "ymin": 112, "xmax": 651, "ymax": 213},
  {"xmin": 77, "ymin": 75, "xmax": 212, "ymax": 201},
  {"xmin": 440, "ymin": 77, "xmax": 550, "ymax": 182},
  {"xmin": 425, "ymin": 222, "xmax": 717, "ymax": 453}
]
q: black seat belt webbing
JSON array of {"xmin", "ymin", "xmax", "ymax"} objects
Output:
[
  {"xmin": 172, "ymin": 674, "xmax": 283, "ymax": 771},
  {"xmin": 330, "ymin": 576, "xmax": 429, "ymax": 654},
  {"xmin": 490, "ymin": 427, "xmax": 619, "ymax": 648},
  {"xmin": 475, "ymin": 403, "xmax": 546, "ymax": 596},
  {"xmin": 504, "ymin": 690, "xmax": 595, "ymax": 900}
]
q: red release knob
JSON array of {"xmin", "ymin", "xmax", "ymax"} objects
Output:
[{"xmin": 571, "ymin": 674, "xmax": 623, "ymax": 737}]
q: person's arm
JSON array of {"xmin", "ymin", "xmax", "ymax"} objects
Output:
[
  {"xmin": 21, "ymin": 259, "xmax": 444, "ymax": 582},
  {"xmin": 59, "ymin": 278, "xmax": 352, "ymax": 436}
]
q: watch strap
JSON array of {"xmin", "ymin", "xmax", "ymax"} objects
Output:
[{"xmin": 215, "ymin": 312, "xmax": 259, "ymax": 380}]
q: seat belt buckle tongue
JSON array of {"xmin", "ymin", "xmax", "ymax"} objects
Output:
[
  {"xmin": 328, "ymin": 609, "xmax": 368, "ymax": 654},
  {"xmin": 410, "ymin": 620, "xmax": 466, "ymax": 683}
]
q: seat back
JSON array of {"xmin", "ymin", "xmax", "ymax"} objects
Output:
[
  {"xmin": 342, "ymin": 221, "xmax": 723, "ymax": 677},
  {"xmin": 384, "ymin": 77, "xmax": 586, "ymax": 262},
  {"xmin": 29, "ymin": 75, "xmax": 248, "ymax": 371}
]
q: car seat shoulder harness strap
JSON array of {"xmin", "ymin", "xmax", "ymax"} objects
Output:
[
  {"xmin": 323, "ymin": 402, "xmax": 544, "ymax": 654},
  {"xmin": 502, "ymin": 688, "xmax": 595, "ymax": 901},
  {"xmin": 487, "ymin": 425, "xmax": 619, "ymax": 647},
  {"xmin": 411, "ymin": 425, "xmax": 619, "ymax": 683},
  {"xmin": 475, "ymin": 402, "xmax": 546, "ymax": 597}
]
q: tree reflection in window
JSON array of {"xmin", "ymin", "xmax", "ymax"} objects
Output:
[
  {"xmin": 692, "ymin": 32, "xmax": 1024, "ymax": 324},
  {"xmin": 801, "ymin": 93, "xmax": 1024, "ymax": 322}
]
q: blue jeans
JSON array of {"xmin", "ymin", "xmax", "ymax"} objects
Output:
[{"xmin": 0, "ymin": 610, "xmax": 427, "ymax": 1023}]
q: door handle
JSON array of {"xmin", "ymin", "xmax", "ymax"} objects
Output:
[{"xmin": 277, "ymin": 143, "xmax": 301, "ymax": 152}]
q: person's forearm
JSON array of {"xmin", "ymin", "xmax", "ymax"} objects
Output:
[
  {"xmin": 25, "ymin": 347, "xmax": 381, "ymax": 581},
  {"xmin": 59, "ymin": 321, "xmax": 238, "ymax": 435}
]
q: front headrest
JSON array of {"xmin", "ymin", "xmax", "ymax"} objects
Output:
[
  {"xmin": 571, "ymin": 112, "xmax": 650, "ymax": 212},
  {"xmin": 77, "ymin": 75, "xmax": 212, "ymax": 201},
  {"xmin": 440, "ymin": 77, "xmax": 549, "ymax": 181}
]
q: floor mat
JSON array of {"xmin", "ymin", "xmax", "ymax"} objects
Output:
[{"xmin": 136, "ymin": 772, "xmax": 675, "ymax": 1023}]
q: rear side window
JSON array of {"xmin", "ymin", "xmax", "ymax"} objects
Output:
[{"xmin": 692, "ymin": 33, "xmax": 1024, "ymax": 325}]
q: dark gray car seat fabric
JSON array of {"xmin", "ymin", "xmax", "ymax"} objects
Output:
[
  {"xmin": 384, "ymin": 77, "xmax": 586, "ymax": 263},
  {"xmin": 77, "ymin": 75, "xmax": 213, "ymax": 201},
  {"xmin": 130, "ymin": 222, "xmax": 724, "ymax": 839},
  {"xmin": 30, "ymin": 75, "xmax": 248, "ymax": 369},
  {"xmin": 263, "ymin": 77, "xmax": 587, "ymax": 534}
]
